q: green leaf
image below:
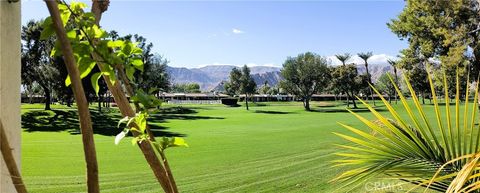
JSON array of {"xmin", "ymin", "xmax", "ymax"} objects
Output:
[
  {"xmin": 92, "ymin": 25, "xmax": 106, "ymax": 38},
  {"xmin": 70, "ymin": 1, "xmax": 87, "ymax": 13},
  {"xmin": 122, "ymin": 42, "xmax": 132, "ymax": 55},
  {"xmin": 65, "ymin": 76, "xmax": 71, "ymax": 87},
  {"xmin": 131, "ymin": 58, "xmax": 144, "ymax": 71},
  {"xmin": 40, "ymin": 17, "xmax": 55, "ymax": 40},
  {"xmin": 58, "ymin": 4, "xmax": 71, "ymax": 27},
  {"xmin": 107, "ymin": 40, "xmax": 124, "ymax": 48},
  {"xmin": 66, "ymin": 30, "xmax": 77, "ymax": 40},
  {"xmin": 126, "ymin": 66, "xmax": 135, "ymax": 81},
  {"xmin": 132, "ymin": 47, "xmax": 143, "ymax": 55},
  {"xmin": 78, "ymin": 57, "xmax": 96, "ymax": 79},
  {"xmin": 172, "ymin": 137, "xmax": 188, "ymax": 147},
  {"xmin": 90, "ymin": 72, "xmax": 103, "ymax": 96}
]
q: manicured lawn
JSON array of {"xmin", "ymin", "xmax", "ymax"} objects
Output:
[{"xmin": 21, "ymin": 100, "xmax": 428, "ymax": 192}]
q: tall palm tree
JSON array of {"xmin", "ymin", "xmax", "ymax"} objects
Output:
[
  {"xmin": 335, "ymin": 53, "xmax": 351, "ymax": 66},
  {"xmin": 358, "ymin": 52, "xmax": 374, "ymax": 105},
  {"xmin": 387, "ymin": 59, "xmax": 398, "ymax": 104}
]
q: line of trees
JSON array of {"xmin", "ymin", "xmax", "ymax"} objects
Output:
[
  {"xmin": 21, "ymin": 20, "xmax": 171, "ymax": 111},
  {"xmin": 223, "ymin": 52, "xmax": 402, "ymax": 111}
]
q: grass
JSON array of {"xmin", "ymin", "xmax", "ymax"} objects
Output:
[{"xmin": 21, "ymin": 100, "xmax": 427, "ymax": 192}]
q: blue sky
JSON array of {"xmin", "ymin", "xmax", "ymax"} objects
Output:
[{"xmin": 22, "ymin": 0, "xmax": 406, "ymax": 68}]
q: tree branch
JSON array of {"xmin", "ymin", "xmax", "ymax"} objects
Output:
[
  {"xmin": 44, "ymin": 1, "xmax": 99, "ymax": 192},
  {"xmin": 89, "ymin": 1, "xmax": 176, "ymax": 192},
  {"xmin": 0, "ymin": 120, "xmax": 27, "ymax": 193}
]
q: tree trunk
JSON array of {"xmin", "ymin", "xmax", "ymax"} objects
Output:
[
  {"xmin": 394, "ymin": 68, "xmax": 398, "ymax": 104},
  {"xmin": 28, "ymin": 89, "xmax": 34, "ymax": 104},
  {"xmin": 97, "ymin": 95, "xmax": 102, "ymax": 112},
  {"xmin": 45, "ymin": 2, "xmax": 99, "ymax": 193},
  {"xmin": 44, "ymin": 87, "xmax": 51, "ymax": 110},
  {"xmin": 90, "ymin": 3, "xmax": 179, "ymax": 192},
  {"xmin": 0, "ymin": 120, "xmax": 28, "ymax": 193},
  {"xmin": 245, "ymin": 94, "xmax": 249, "ymax": 110},
  {"xmin": 66, "ymin": 97, "xmax": 72, "ymax": 107},
  {"xmin": 422, "ymin": 91, "xmax": 425, "ymax": 104},
  {"xmin": 346, "ymin": 93, "xmax": 350, "ymax": 107},
  {"xmin": 365, "ymin": 63, "xmax": 375, "ymax": 106},
  {"xmin": 350, "ymin": 92, "xmax": 358, "ymax": 109},
  {"xmin": 304, "ymin": 97, "xmax": 310, "ymax": 111}
]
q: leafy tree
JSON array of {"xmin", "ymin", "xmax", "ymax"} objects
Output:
[
  {"xmin": 172, "ymin": 83, "xmax": 201, "ymax": 93},
  {"xmin": 335, "ymin": 53, "xmax": 351, "ymax": 66},
  {"xmin": 376, "ymin": 73, "xmax": 396, "ymax": 103},
  {"xmin": 137, "ymin": 54, "xmax": 170, "ymax": 93},
  {"xmin": 258, "ymin": 81, "xmax": 271, "ymax": 95},
  {"xmin": 21, "ymin": 20, "xmax": 59, "ymax": 110},
  {"xmin": 280, "ymin": 52, "xmax": 330, "ymax": 111},
  {"xmin": 225, "ymin": 65, "xmax": 256, "ymax": 110},
  {"xmin": 330, "ymin": 64, "xmax": 366, "ymax": 108},
  {"xmin": 119, "ymin": 34, "xmax": 171, "ymax": 94},
  {"xmin": 388, "ymin": 0, "xmax": 475, "ymax": 90},
  {"xmin": 224, "ymin": 68, "xmax": 242, "ymax": 96},
  {"xmin": 408, "ymin": 64, "xmax": 430, "ymax": 104},
  {"xmin": 396, "ymin": 48, "xmax": 433, "ymax": 104},
  {"xmin": 240, "ymin": 65, "xmax": 257, "ymax": 110},
  {"xmin": 358, "ymin": 52, "xmax": 374, "ymax": 105}
]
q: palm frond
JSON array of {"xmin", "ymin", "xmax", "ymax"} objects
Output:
[{"xmin": 332, "ymin": 66, "xmax": 480, "ymax": 192}]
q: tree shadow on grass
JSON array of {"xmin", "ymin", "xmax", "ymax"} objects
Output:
[
  {"xmin": 22, "ymin": 109, "xmax": 185, "ymax": 137},
  {"xmin": 308, "ymin": 107, "xmax": 387, "ymax": 113},
  {"xmin": 22, "ymin": 106, "xmax": 224, "ymax": 137},
  {"xmin": 254, "ymin": 110, "xmax": 293, "ymax": 114}
]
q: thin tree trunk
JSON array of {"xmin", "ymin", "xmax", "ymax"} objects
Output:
[
  {"xmin": 394, "ymin": 68, "xmax": 398, "ymax": 104},
  {"xmin": 350, "ymin": 92, "xmax": 358, "ymax": 109},
  {"xmin": 90, "ymin": 2, "xmax": 177, "ymax": 192},
  {"xmin": 422, "ymin": 91, "xmax": 425, "ymax": 104},
  {"xmin": 0, "ymin": 120, "xmax": 28, "ymax": 193},
  {"xmin": 304, "ymin": 97, "xmax": 310, "ymax": 111},
  {"xmin": 245, "ymin": 94, "xmax": 249, "ymax": 110},
  {"xmin": 346, "ymin": 93, "xmax": 350, "ymax": 107},
  {"xmin": 97, "ymin": 95, "xmax": 102, "ymax": 112},
  {"xmin": 42, "ymin": 86, "xmax": 51, "ymax": 110},
  {"xmin": 45, "ymin": 2, "xmax": 99, "ymax": 193},
  {"xmin": 365, "ymin": 63, "xmax": 375, "ymax": 106}
]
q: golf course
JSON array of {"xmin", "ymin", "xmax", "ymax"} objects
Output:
[{"xmin": 20, "ymin": 100, "xmax": 433, "ymax": 193}]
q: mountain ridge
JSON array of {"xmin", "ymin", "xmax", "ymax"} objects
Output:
[{"xmin": 166, "ymin": 64, "xmax": 394, "ymax": 91}]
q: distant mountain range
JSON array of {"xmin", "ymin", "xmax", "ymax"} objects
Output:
[
  {"xmin": 166, "ymin": 64, "xmax": 395, "ymax": 91},
  {"xmin": 166, "ymin": 65, "xmax": 282, "ymax": 91}
]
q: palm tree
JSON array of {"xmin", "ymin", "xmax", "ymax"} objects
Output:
[
  {"xmin": 335, "ymin": 53, "xmax": 351, "ymax": 66},
  {"xmin": 335, "ymin": 53, "xmax": 351, "ymax": 105},
  {"xmin": 333, "ymin": 68, "xmax": 480, "ymax": 192},
  {"xmin": 358, "ymin": 52, "xmax": 374, "ymax": 105},
  {"xmin": 387, "ymin": 59, "xmax": 398, "ymax": 104}
]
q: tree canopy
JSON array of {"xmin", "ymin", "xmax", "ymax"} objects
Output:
[{"xmin": 280, "ymin": 52, "xmax": 330, "ymax": 111}]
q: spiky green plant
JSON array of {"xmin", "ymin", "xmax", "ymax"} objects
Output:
[{"xmin": 332, "ymin": 66, "xmax": 480, "ymax": 192}]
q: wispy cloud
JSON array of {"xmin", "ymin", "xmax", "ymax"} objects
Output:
[{"xmin": 232, "ymin": 28, "xmax": 245, "ymax": 34}]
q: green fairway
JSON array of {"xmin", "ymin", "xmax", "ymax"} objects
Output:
[{"xmin": 21, "ymin": 101, "xmax": 424, "ymax": 192}]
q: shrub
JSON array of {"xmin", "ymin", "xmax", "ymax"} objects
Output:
[{"xmin": 221, "ymin": 98, "xmax": 238, "ymax": 106}]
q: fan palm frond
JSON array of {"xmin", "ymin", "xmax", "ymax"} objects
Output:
[{"xmin": 332, "ymin": 66, "xmax": 480, "ymax": 192}]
